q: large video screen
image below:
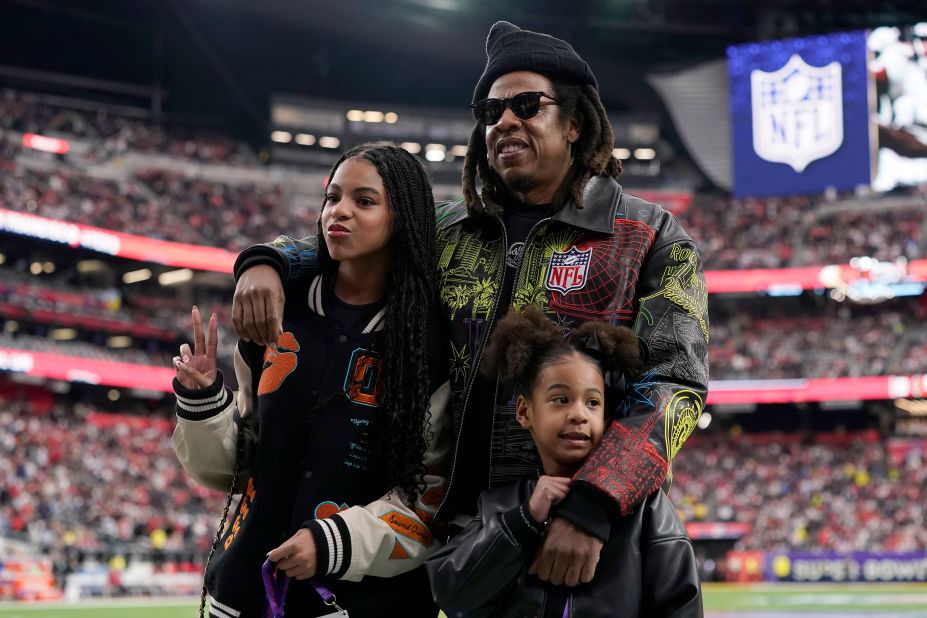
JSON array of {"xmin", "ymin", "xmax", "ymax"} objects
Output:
[
  {"xmin": 870, "ymin": 24, "xmax": 927, "ymax": 191},
  {"xmin": 728, "ymin": 31, "xmax": 872, "ymax": 198}
]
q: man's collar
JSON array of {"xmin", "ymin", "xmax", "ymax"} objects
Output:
[
  {"xmin": 470, "ymin": 176, "xmax": 623, "ymax": 234},
  {"xmin": 551, "ymin": 175, "xmax": 622, "ymax": 234}
]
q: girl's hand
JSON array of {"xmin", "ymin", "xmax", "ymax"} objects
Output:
[
  {"xmin": 268, "ymin": 528, "xmax": 318, "ymax": 580},
  {"xmin": 528, "ymin": 475, "xmax": 571, "ymax": 524},
  {"xmin": 173, "ymin": 306, "xmax": 218, "ymax": 389}
]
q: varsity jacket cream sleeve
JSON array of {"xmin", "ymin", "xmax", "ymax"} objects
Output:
[
  {"xmin": 559, "ymin": 213, "xmax": 710, "ymax": 536},
  {"xmin": 304, "ymin": 380, "xmax": 453, "ymax": 581},
  {"xmin": 172, "ymin": 339, "xmax": 454, "ymax": 582},
  {"xmin": 171, "ymin": 343, "xmax": 258, "ymax": 493}
]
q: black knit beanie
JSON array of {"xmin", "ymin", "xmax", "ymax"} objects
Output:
[{"xmin": 472, "ymin": 21, "xmax": 598, "ymax": 103}]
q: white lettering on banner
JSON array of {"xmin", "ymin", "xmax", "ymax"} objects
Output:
[
  {"xmin": 0, "ymin": 210, "xmax": 81, "ymax": 245},
  {"xmin": 751, "ymin": 54, "xmax": 843, "ymax": 172},
  {"xmin": 792, "ymin": 558, "xmax": 858, "ymax": 582},
  {"xmin": 888, "ymin": 376, "xmax": 912, "ymax": 399},
  {"xmin": 0, "ymin": 350, "xmax": 35, "ymax": 372},
  {"xmin": 67, "ymin": 369, "xmax": 101, "ymax": 384},
  {"xmin": 0, "ymin": 210, "xmax": 120, "ymax": 255},
  {"xmin": 863, "ymin": 558, "xmax": 927, "ymax": 582},
  {"xmin": 80, "ymin": 229, "xmax": 121, "ymax": 255}
]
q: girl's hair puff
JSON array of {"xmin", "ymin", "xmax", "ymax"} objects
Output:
[{"xmin": 482, "ymin": 305, "xmax": 641, "ymax": 401}]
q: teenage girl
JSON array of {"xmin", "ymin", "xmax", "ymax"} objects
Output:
[{"xmin": 172, "ymin": 143, "xmax": 451, "ymax": 618}]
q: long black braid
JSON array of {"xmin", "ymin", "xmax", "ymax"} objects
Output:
[
  {"xmin": 318, "ymin": 143, "xmax": 436, "ymax": 502},
  {"xmin": 199, "ymin": 418, "xmax": 245, "ymax": 618},
  {"xmin": 462, "ymin": 80, "xmax": 621, "ymax": 214}
]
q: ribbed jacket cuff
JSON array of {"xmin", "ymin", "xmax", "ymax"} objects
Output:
[
  {"xmin": 173, "ymin": 371, "xmax": 230, "ymax": 421},
  {"xmin": 304, "ymin": 515, "xmax": 352, "ymax": 579},
  {"xmin": 556, "ymin": 482, "xmax": 614, "ymax": 542},
  {"xmin": 498, "ymin": 504, "xmax": 546, "ymax": 550},
  {"xmin": 233, "ymin": 246, "xmax": 288, "ymax": 282}
]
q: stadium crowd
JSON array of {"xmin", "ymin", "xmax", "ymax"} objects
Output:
[
  {"xmin": 3, "ymin": 389, "xmax": 923, "ymax": 578},
  {"xmin": 1, "ymin": 87, "xmax": 925, "ymax": 269},
  {"xmin": 0, "ymin": 396, "xmax": 223, "ymax": 563},
  {"xmin": 0, "ymin": 89, "xmax": 254, "ymax": 165},
  {"xmin": 670, "ymin": 431, "xmax": 927, "ymax": 553},
  {"xmin": 710, "ymin": 298, "xmax": 927, "ymax": 379}
]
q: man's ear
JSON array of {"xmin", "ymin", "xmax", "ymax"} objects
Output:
[
  {"xmin": 515, "ymin": 395, "xmax": 532, "ymax": 430},
  {"xmin": 566, "ymin": 112, "xmax": 581, "ymax": 144}
]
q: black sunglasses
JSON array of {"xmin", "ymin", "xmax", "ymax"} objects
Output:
[{"xmin": 470, "ymin": 91, "xmax": 560, "ymax": 125}]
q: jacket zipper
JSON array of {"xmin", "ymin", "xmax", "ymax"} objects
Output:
[{"xmin": 486, "ymin": 216, "xmax": 551, "ymax": 487}]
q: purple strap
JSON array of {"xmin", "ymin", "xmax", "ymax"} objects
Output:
[
  {"xmin": 262, "ymin": 559, "xmax": 290, "ymax": 618},
  {"xmin": 562, "ymin": 595, "xmax": 572, "ymax": 618},
  {"xmin": 262, "ymin": 558, "xmax": 344, "ymax": 617}
]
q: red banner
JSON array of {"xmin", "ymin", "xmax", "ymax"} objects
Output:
[
  {"xmin": 708, "ymin": 374, "xmax": 927, "ymax": 405},
  {"xmin": 0, "ymin": 208, "xmax": 236, "ymax": 274},
  {"xmin": 3, "ymin": 207, "xmax": 927, "ymax": 293},
  {"xmin": 0, "ymin": 347, "xmax": 174, "ymax": 392}
]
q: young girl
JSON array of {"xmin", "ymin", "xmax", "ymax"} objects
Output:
[
  {"xmin": 171, "ymin": 143, "xmax": 451, "ymax": 618},
  {"xmin": 426, "ymin": 306, "xmax": 702, "ymax": 618}
]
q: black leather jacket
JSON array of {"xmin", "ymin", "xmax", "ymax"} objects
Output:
[{"xmin": 426, "ymin": 477, "xmax": 703, "ymax": 618}]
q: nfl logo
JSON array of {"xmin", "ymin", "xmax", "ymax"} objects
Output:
[
  {"xmin": 546, "ymin": 246, "xmax": 592, "ymax": 294},
  {"xmin": 750, "ymin": 53, "xmax": 843, "ymax": 173}
]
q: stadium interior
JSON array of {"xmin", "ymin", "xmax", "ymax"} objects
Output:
[{"xmin": 0, "ymin": 1, "xmax": 926, "ymax": 615}]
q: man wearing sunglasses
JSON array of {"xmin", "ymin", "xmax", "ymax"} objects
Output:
[{"xmin": 230, "ymin": 20, "xmax": 708, "ymax": 595}]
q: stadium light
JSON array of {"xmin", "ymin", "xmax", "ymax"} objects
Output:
[
  {"xmin": 3, "ymin": 320, "xmax": 18, "ymax": 332},
  {"xmin": 42, "ymin": 261, "xmax": 55, "ymax": 274},
  {"xmin": 697, "ymin": 412, "xmax": 712, "ymax": 429},
  {"xmin": 612, "ymin": 148, "xmax": 631, "ymax": 160},
  {"xmin": 295, "ymin": 133, "xmax": 316, "ymax": 146},
  {"xmin": 123, "ymin": 268, "xmax": 152, "ymax": 284},
  {"xmin": 107, "ymin": 336, "xmax": 133, "ymax": 348},
  {"xmin": 51, "ymin": 328, "xmax": 78, "ymax": 341},
  {"xmin": 0, "ymin": 253, "xmax": 5, "ymax": 265},
  {"xmin": 29, "ymin": 262, "xmax": 43, "ymax": 275},
  {"xmin": 22, "ymin": 132, "xmax": 70, "ymax": 155},
  {"xmin": 451, "ymin": 145, "xmax": 468, "ymax": 157},
  {"xmin": 634, "ymin": 147, "xmax": 656, "ymax": 160},
  {"xmin": 384, "ymin": 112, "xmax": 399, "ymax": 123},
  {"xmin": 401, "ymin": 142, "xmax": 422, "ymax": 154},
  {"xmin": 319, "ymin": 136, "xmax": 341, "ymax": 149},
  {"xmin": 77, "ymin": 260, "xmax": 105, "ymax": 273},
  {"xmin": 158, "ymin": 268, "xmax": 194, "ymax": 286},
  {"xmin": 346, "ymin": 110, "xmax": 364, "ymax": 121},
  {"xmin": 107, "ymin": 389, "xmax": 121, "ymax": 402},
  {"xmin": 425, "ymin": 144, "xmax": 446, "ymax": 162},
  {"xmin": 271, "ymin": 131, "xmax": 292, "ymax": 143},
  {"xmin": 363, "ymin": 111, "xmax": 385, "ymax": 123}
]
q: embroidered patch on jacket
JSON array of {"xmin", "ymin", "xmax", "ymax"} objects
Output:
[
  {"xmin": 343, "ymin": 348, "xmax": 384, "ymax": 407},
  {"xmin": 545, "ymin": 246, "xmax": 592, "ymax": 294},
  {"xmin": 223, "ymin": 477, "xmax": 257, "ymax": 550},
  {"xmin": 314, "ymin": 501, "xmax": 349, "ymax": 519},
  {"xmin": 258, "ymin": 332, "xmax": 300, "ymax": 396},
  {"xmin": 378, "ymin": 510, "xmax": 434, "ymax": 547}
]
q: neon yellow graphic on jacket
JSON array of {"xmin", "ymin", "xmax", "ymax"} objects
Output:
[
  {"xmin": 437, "ymin": 228, "xmax": 503, "ymax": 320},
  {"xmin": 638, "ymin": 243, "xmax": 709, "ymax": 343},
  {"xmin": 664, "ymin": 389, "xmax": 703, "ymax": 461},
  {"xmin": 512, "ymin": 228, "xmax": 578, "ymax": 312}
]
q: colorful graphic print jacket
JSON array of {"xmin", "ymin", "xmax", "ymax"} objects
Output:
[{"xmin": 233, "ymin": 176, "xmax": 709, "ymax": 540}]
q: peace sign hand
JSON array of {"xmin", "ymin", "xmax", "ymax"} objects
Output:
[{"xmin": 173, "ymin": 306, "xmax": 219, "ymax": 390}]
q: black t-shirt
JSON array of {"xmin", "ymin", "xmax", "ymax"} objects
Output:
[{"xmin": 499, "ymin": 200, "xmax": 548, "ymax": 312}]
